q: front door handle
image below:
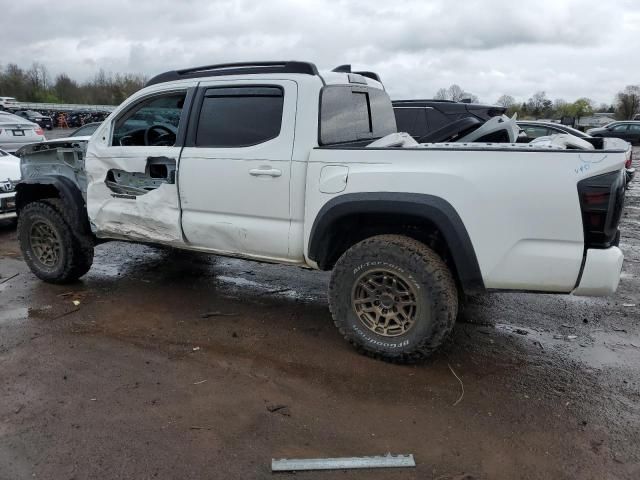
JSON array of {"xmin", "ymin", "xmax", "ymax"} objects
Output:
[{"xmin": 249, "ymin": 167, "xmax": 282, "ymax": 177}]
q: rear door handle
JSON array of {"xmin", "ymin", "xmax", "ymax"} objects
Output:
[{"xmin": 249, "ymin": 167, "xmax": 282, "ymax": 177}]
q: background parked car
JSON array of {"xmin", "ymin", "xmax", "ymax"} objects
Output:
[
  {"xmin": 587, "ymin": 121, "xmax": 640, "ymax": 144},
  {"xmin": 0, "ymin": 97, "xmax": 18, "ymax": 111},
  {"xmin": 520, "ymin": 120, "xmax": 634, "ymax": 183},
  {"xmin": 13, "ymin": 110, "xmax": 53, "ymax": 130},
  {"xmin": 392, "ymin": 99, "xmax": 506, "ymax": 141},
  {"xmin": 0, "ymin": 111, "xmax": 45, "ymax": 152},
  {"xmin": 0, "ymin": 148, "xmax": 20, "ymax": 222},
  {"xmin": 518, "ymin": 121, "xmax": 590, "ymax": 139}
]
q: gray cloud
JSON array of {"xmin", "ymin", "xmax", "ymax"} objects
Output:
[{"xmin": 1, "ymin": 0, "xmax": 638, "ymax": 104}]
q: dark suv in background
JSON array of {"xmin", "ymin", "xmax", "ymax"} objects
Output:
[
  {"xmin": 14, "ymin": 110, "xmax": 53, "ymax": 130},
  {"xmin": 392, "ymin": 99, "xmax": 506, "ymax": 141}
]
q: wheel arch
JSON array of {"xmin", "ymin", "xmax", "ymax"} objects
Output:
[
  {"xmin": 16, "ymin": 175, "xmax": 92, "ymax": 239},
  {"xmin": 307, "ymin": 192, "xmax": 485, "ymax": 295}
]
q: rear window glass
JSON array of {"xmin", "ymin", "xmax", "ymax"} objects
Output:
[
  {"xmin": 319, "ymin": 85, "xmax": 396, "ymax": 145},
  {"xmin": 196, "ymin": 86, "xmax": 284, "ymax": 148},
  {"xmin": 394, "ymin": 108, "xmax": 428, "ymax": 138}
]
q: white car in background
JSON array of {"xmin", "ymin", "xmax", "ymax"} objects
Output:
[
  {"xmin": 0, "ymin": 96, "xmax": 18, "ymax": 110},
  {"xmin": 0, "ymin": 148, "xmax": 20, "ymax": 221},
  {"xmin": 0, "ymin": 111, "xmax": 45, "ymax": 153}
]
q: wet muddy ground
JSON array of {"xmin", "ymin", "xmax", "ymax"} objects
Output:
[{"xmin": 0, "ymin": 140, "xmax": 639, "ymax": 479}]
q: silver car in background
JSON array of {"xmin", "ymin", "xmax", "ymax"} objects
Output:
[
  {"xmin": 0, "ymin": 111, "xmax": 45, "ymax": 153},
  {"xmin": 0, "ymin": 148, "xmax": 20, "ymax": 221}
]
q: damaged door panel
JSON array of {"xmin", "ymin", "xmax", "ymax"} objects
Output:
[
  {"xmin": 105, "ymin": 156, "xmax": 176, "ymax": 197},
  {"xmin": 85, "ymin": 87, "xmax": 195, "ymax": 244}
]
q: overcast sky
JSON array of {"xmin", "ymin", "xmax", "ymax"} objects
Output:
[{"xmin": 3, "ymin": 0, "xmax": 639, "ymax": 104}]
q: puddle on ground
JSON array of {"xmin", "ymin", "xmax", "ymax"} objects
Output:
[
  {"xmin": 495, "ymin": 323, "xmax": 640, "ymax": 369},
  {"xmin": 0, "ymin": 307, "xmax": 28, "ymax": 324},
  {"xmin": 216, "ymin": 275, "xmax": 318, "ymax": 301}
]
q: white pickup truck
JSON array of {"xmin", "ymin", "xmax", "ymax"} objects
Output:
[{"xmin": 15, "ymin": 61, "xmax": 627, "ymax": 362}]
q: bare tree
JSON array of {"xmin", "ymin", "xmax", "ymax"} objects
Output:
[
  {"xmin": 615, "ymin": 85, "xmax": 640, "ymax": 119},
  {"xmin": 434, "ymin": 84, "xmax": 479, "ymax": 103},
  {"xmin": 434, "ymin": 88, "xmax": 448, "ymax": 100},
  {"xmin": 527, "ymin": 91, "xmax": 553, "ymax": 117},
  {"xmin": 496, "ymin": 94, "xmax": 515, "ymax": 109}
]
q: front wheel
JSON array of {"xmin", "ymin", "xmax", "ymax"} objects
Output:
[
  {"xmin": 18, "ymin": 201, "xmax": 94, "ymax": 283},
  {"xmin": 328, "ymin": 234, "xmax": 458, "ymax": 363}
]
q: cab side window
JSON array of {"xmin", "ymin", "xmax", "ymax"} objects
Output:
[
  {"xmin": 195, "ymin": 87, "xmax": 284, "ymax": 148},
  {"xmin": 112, "ymin": 93, "xmax": 186, "ymax": 147}
]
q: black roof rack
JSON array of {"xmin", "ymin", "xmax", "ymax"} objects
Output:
[
  {"xmin": 331, "ymin": 65, "xmax": 382, "ymax": 83},
  {"xmin": 393, "ymin": 99, "xmax": 457, "ymax": 104},
  {"xmin": 146, "ymin": 61, "xmax": 320, "ymax": 86}
]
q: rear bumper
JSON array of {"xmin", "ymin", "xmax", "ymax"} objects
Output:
[{"xmin": 572, "ymin": 247, "xmax": 624, "ymax": 296}]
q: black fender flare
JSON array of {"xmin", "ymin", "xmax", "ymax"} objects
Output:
[
  {"xmin": 16, "ymin": 175, "xmax": 93, "ymax": 240},
  {"xmin": 307, "ymin": 192, "xmax": 485, "ymax": 294}
]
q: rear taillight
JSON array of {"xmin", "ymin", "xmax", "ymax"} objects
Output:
[
  {"xmin": 34, "ymin": 127, "xmax": 44, "ymax": 136},
  {"xmin": 578, "ymin": 170, "xmax": 626, "ymax": 248},
  {"xmin": 625, "ymin": 150, "xmax": 633, "ymax": 169}
]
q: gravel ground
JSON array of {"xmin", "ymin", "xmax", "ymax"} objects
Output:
[{"xmin": 0, "ymin": 140, "xmax": 638, "ymax": 479}]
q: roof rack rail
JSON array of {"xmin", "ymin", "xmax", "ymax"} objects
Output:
[
  {"xmin": 146, "ymin": 61, "xmax": 319, "ymax": 86},
  {"xmin": 331, "ymin": 65, "xmax": 382, "ymax": 83}
]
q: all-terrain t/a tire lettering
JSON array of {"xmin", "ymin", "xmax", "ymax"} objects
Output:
[{"xmin": 328, "ymin": 234, "xmax": 458, "ymax": 362}]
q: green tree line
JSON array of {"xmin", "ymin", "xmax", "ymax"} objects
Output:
[
  {"xmin": 438, "ymin": 85, "xmax": 640, "ymax": 120},
  {"xmin": 0, "ymin": 62, "xmax": 146, "ymax": 105}
]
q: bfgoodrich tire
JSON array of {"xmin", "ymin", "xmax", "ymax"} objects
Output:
[
  {"xmin": 17, "ymin": 201, "xmax": 93, "ymax": 283},
  {"xmin": 328, "ymin": 234, "xmax": 458, "ymax": 362}
]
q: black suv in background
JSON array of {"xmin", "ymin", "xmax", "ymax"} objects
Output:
[
  {"xmin": 392, "ymin": 99, "xmax": 506, "ymax": 141},
  {"xmin": 14, "ymin": 110, "xmax": 53, "ymax": 130}
]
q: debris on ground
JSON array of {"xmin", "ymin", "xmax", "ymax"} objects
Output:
[
  {"xmin": 200, "ymin": 311, "xmax": 238, "ymax": 318},
  {"xmin": 0, "ymin": 272, "xmax": 19, "ymax": 284},
  {"xmin": 192, "ymin": 347, "xmax": 200, "ymax": 352},
  {"xmin": 448, "ymin": 363, "xmax": 465, "ymax": 406},
  {"xmin": 622, "ymin": 303, "xmax": 636, "ymax": 307},
  {"xmin": 266, "ymin": 404, "xmax": 291, "ymax": 416},
  {"xmin": 612, "ymin": 327, "xmax": 628, "ymax": 333},
  {"xmin": 513, "ymin": 328, "xmax": 528, "ymax": 335},
  {"xmin": 72, "ymin": 300, "xmax": 81, "ymax": 306},
  {"xmin": 271, "ymin": 453, "xmax": 416, "ymax": 472},
  {"xmin": 193, "ymin": 380, "xmax": 207, "ymax": 385}
]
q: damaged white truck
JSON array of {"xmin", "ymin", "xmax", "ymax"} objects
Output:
[{"xmin": 15, "ymin": 61, "xmax": 628, "ymax": 362}]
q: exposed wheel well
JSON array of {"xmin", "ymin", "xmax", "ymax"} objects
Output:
[
  {"xmin": 15, "ymin": 177, "xmax": 94, "ymax": 246},
  {"xmin": 15, "ymin": 183, "xmax": 60, "ymax": 212},
  {"xmin": 316, "ymin": 212, "xmax": 457, "ymax": 277},
  {"xmin": 307, "ymin": 193, "xmax": 485, "ymax": 295}
]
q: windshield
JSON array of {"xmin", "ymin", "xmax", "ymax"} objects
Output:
[{"xmin": 561, "ymin": 125, "xmax": 589, "ymax": 137}]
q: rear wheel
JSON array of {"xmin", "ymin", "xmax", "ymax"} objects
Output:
[
  {"xmin": 328, "ymin": 234, "xmax": 458, "ymax": 362},
  {"xmin": 18, "ymin": 201, "xmax": 93, "ymax": 283}
]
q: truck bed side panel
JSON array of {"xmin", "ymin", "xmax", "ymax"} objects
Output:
[{"xmin": 305, "ymin": 147, "xmax": 626, "ymax": 292}]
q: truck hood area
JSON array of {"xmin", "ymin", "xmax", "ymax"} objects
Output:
[{"xmin": 17, "ymin": 138, "xmax": 89, "ymax": 194}]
